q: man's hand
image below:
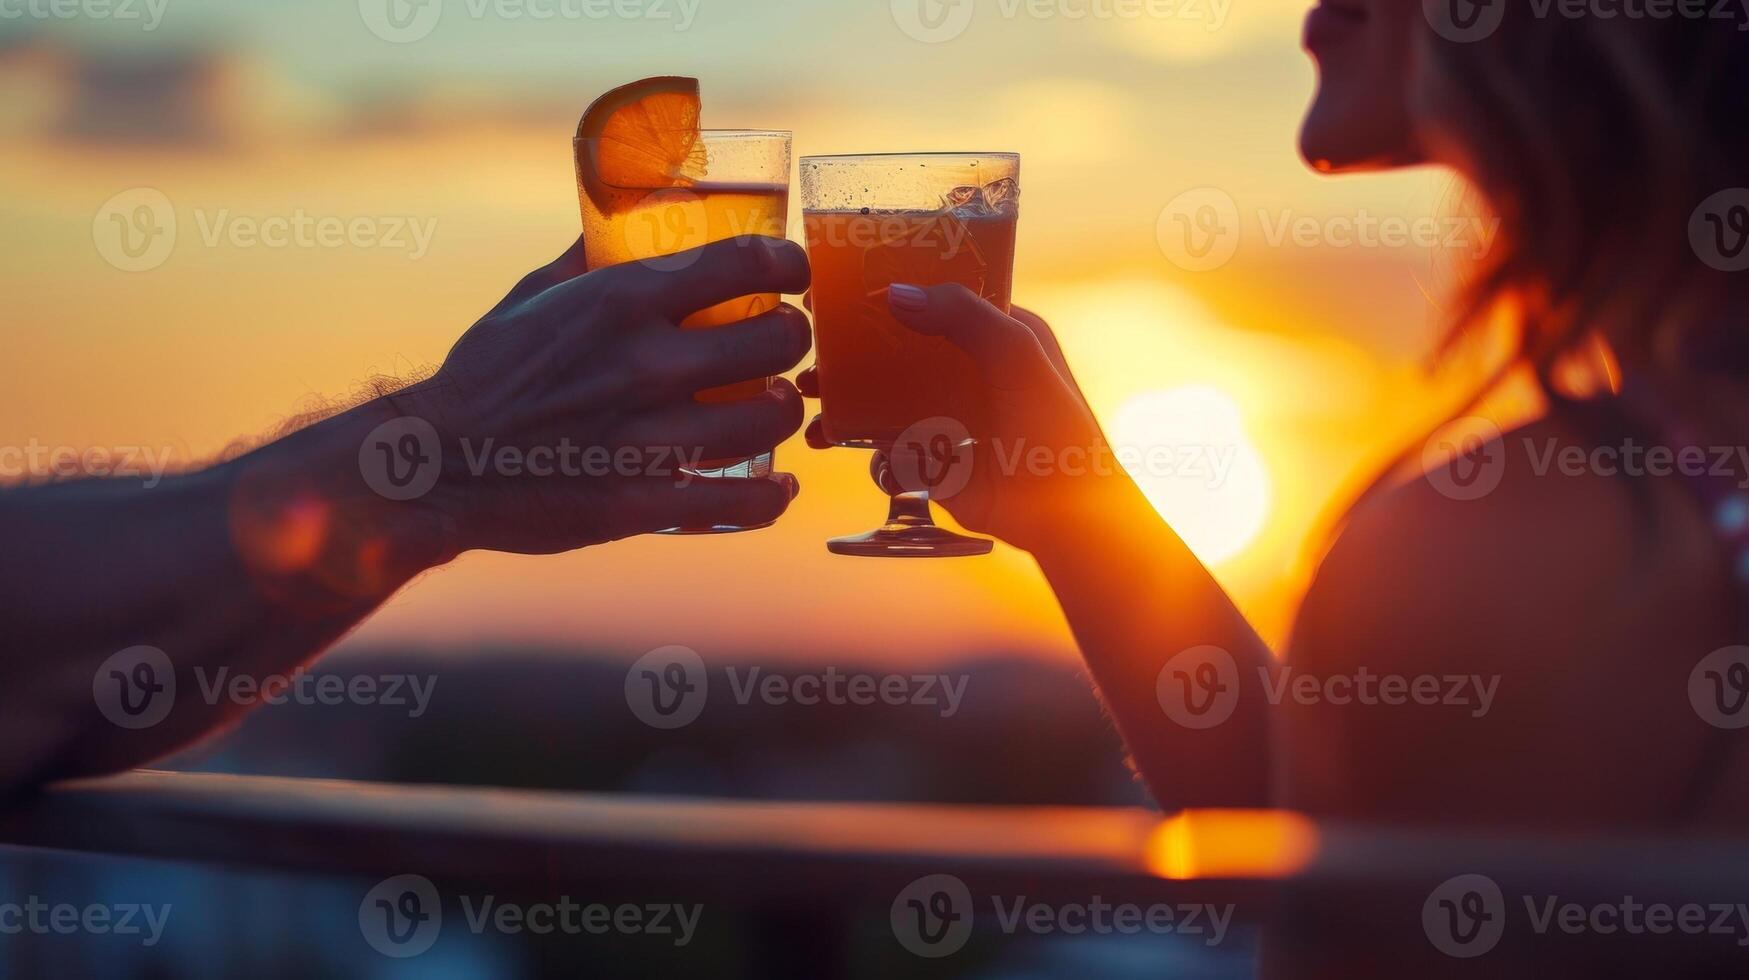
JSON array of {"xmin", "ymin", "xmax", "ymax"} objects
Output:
[{"xmin": 397, "ymin": 235, "xmax": 812, "ymax": 554}]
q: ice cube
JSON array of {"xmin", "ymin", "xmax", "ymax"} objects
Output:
[
  {"xmin": 939, "ymin": 179, "xmax": 1017, "ymax": 217},
  {"xmin": 980, "ymin": 177, "xmax": 1018, "ymax": 214},
  {"xmin": 941, "ymin": 185, "xmax": 983, "ymax": 211}
]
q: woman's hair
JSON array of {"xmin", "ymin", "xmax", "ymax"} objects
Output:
[
  {"xmin": 1415, "ymin": 6, "xmax": 1749, "ymax": 386},
  {"xmin": 1315, "ymin": 10, "xmax": 1749, "ymax": 570}
]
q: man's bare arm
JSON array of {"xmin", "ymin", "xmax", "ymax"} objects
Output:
[{"xmin": 0, "ymin": 234, "xmax": 812, "ymax": 796}]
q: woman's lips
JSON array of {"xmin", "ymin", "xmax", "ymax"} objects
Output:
[{"xmin": 1303, "ymin": 1, "xmax": 1368, "ymax": 49}]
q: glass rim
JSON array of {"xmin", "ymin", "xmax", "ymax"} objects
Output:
[
  {"xmin": 574, "ymin": 128, "xmax": 791, "ymax": 143},
  {"xmin": 800, "ymin": 151, "xmax": 1018, "ymax": 162}
]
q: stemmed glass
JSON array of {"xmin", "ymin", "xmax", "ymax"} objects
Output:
[{"xmin": 799, "ymin": 152, "xmax": 1020, "ymax": 557}]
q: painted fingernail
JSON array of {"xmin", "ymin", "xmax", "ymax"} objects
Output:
[
  {"xmin": 780, "ymin": 473, "xmax": 801, "ymax": 500},
  {"xmin": 888, "ymin": 283, "xmax": 928, "ymax": 312}
]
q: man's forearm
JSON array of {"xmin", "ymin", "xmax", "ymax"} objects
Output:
[
  {"xmin": 0, "ymin": 396, "xmax": 455, "ymax": 792},
  {"xmin": 1028, "ymin": 474, "xmax": 1275, "ymax": 810}
]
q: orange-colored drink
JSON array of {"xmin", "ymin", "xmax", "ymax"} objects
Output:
[
  {"xmin": 800, "ymin": 153, "xmax": 1018, "ymax": 558},
  {"xmin": 572, "ymin": 77, "xmax": 792, "ymax": 534},
  {"xmin": 577, "ymin": 178, "xmax": 790, "ymax": 403},
  {"xmin": 803, "ymin": 207, "xmax": 1016, "ymax": 444}
]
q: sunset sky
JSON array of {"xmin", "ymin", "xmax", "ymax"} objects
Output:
[{"xmin": 1, "ymin": 1, "xmax": 1488, "ymax": 666}]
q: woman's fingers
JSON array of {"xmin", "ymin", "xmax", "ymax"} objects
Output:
[
  {"xmin": 804, "ymin": 414, "xmax": 830, "ymax": 449},
  {"xmin": 886, "ymin": 283, "xmax": 1054, "ymax": 390},
  {"xmin": 663, "ymin": 303, "xmax": 813, "ymax": 394},
  {"xmin": 617, "ymin": 380, "xmax": 805, "ymax": 461},
  {"xmin": 796, "ymin": 365, "xmax": 819, "ymax": 398},
  {"xmin": 1009, "ymin": 304, "xmax": 1086, "ymax": 401}
]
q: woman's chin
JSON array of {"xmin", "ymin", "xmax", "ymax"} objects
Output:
[
  {"xmin": 1298, "ymin": 113, "xmax": 1363, "ymax": 173},
  {"xmin": 1298, "ymin": 96, "xmax": 1423, "ymax": 175}
]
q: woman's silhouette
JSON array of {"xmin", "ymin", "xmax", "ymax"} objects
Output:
[{"xmin": 801, "ymin": 1, "xmax": 1749, "ymax": 828}]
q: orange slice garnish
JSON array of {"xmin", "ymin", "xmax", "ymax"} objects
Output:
[{"xmin": 576, "ymin": 76, "xmax": 708, "ymax": 212}]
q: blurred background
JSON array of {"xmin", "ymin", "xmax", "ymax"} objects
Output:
[{"xmin": 0, "ymin": 0, "xmax": 1489, "ymax": 975}]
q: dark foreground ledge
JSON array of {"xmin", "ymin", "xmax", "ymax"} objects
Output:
[
  {"xmin": 3, "ymin": 770, "xmax": 1749, "ymax": 926},
  {"xmin": 0, "ymin": 770, "xmax": 1205, "ymax": 903}
]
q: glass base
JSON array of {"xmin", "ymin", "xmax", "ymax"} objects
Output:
[
  {"xmin": 827, "ymin": 523, "xmax": 993, "ymax": 557},
  {"xmin": 827, "ymin": 492, "xmax": 992, "ymax": 558}
]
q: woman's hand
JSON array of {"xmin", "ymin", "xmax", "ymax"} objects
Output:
[
  {"xmin": 800, "ymin": 284, "xmax": 1112, "ymax": 552},
  {"xmin": 395, "ymin": 235, "xmax": 812, "ymax": 555}
]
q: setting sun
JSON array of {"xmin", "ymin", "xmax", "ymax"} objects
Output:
[{"xmin": 1110, "ymin": 385, "xmax": 1271, "ymax": 566}]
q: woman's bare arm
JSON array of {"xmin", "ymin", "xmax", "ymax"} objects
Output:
[
  {"xmin": 802, "ymin": 285, "xmax": 1273, "ymax": 809},
  {"xmin": 1027, "ymin": 471, "xmax": 1273, "ymax": 808}
]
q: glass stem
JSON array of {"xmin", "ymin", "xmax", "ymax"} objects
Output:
[{"xmin": 887, "ymin": 491, "xmax": 936, "ymax": 528}]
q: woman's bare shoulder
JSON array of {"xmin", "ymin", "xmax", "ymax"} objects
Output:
[
  {"xmin": 1280, "ymin": 411, "xmax": 1736, "ymax": 822},
  {"xmin": 1295, "ymin": 412, "xmax": 1727, "ymax": 670}
]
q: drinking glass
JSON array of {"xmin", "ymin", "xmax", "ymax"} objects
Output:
[
  {"xmin": 800, "ymin": 152, "xmax": 1020, "ymax": 557},
  {"xmin": 575, "ymin": 129, "xmax": 792, "ymax": 532}
]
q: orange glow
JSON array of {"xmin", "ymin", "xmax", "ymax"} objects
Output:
[
  {"xmin": 1, "ymin": 13, "xmax": 1483, "ymax": 664},
  {"xmin": 1109, "ymin": 385, "xmax": 1271, "ymax": 566},
  {"xmin": 229, "ymin": 488, "xmax": 330, "ymax": 577},
  {"xmin": 1144, "ymin": 809, "xmax": 1319, "ymax": 880}
]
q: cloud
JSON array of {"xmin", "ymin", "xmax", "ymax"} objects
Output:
[
  {"xmin": 57, "ymin": 48, "xmax": 240, "ymax": 146},
  {"xmin": 0, "ymin": 36, "xmax": 248, "ymax": 147}
]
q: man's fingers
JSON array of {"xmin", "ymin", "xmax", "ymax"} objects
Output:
[
  {"xmin": 796, "ymin": 364, "xmax": 820, "ymax": 398},
  {"xmin": 621, "ymin": 236, "xmax": 810, "ymax": 321},
  {"xmin": 886, "ymin": 283, "xmax": 1052, "ymax": 390},
  {"xmin": 617, "ymin": 381, "xmax": 804, "ymax": 461},
  {"xmin": 664, "ymin": 303, "xmax": 812, "ymax": 395},
  {"xmin": 618, "ymin": 473, "xmax": 799, "ymax": 536}
]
